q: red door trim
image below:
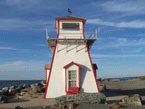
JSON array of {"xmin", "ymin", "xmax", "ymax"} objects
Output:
[{"xmin": 64, "ymin": 62, "xmax": 81, "ymax": 95}]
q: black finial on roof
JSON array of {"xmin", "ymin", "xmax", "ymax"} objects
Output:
[{"xmin": 68, "ymin": 8, "xmax": 72, "ymax": 16}]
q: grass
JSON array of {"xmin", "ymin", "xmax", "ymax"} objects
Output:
[{"xmin": 139, "ymin": 76, "xmax": 145, "ymax": 80}]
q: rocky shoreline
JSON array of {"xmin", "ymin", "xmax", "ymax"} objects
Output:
[
  {"xmin": 0, "ymin": 80, "xmax": 46, "ymax": 104},
  {"xmin": 0, "ymin": 79, "xmax": 145, "ymax": 109}
]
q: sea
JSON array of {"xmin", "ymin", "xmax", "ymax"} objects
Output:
[
  {"xmin": 103, "ymin": 76, "xmax": 137, "ymax": 82},
  {"xmin": 0, "ymin": 77, "xmax": 139, "ymax": 90},
  {"xmin": 0, "ymin": 80, "xmax": 43, "ymax": 90}
]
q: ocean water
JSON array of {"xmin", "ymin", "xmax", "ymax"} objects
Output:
[
  {"xmin": 0, "ymin": 80, "xmax": 43, "ymax": 90},
  {"xmin": 104, "ymin": 77, "xmax": 137, "ymax": 82}
]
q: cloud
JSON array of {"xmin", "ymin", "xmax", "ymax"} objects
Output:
[
  {"xmin": 93, "ymin": 38, "xmax": 145, "ymax": 52},
  {"xmin": 137, "ymin": 33, "xmax": 145, "ymax": 37},
  {"xmin": 0, "ymin": 61, "xmax": 46, "ymax": 71},
  {"xmin": 2, "ymin": 0, "xmax": 68, "ymax": 11},
  {"xmin": 92, "ymin": 54, "xmax": 145, "ymax": 58},
  {"xmin": 0, "ymin": 18, "xmax": 54, "ymax": 30},
  {"xmin": 96, "ymin": 0, "xmax": 145, "ymax": 15},
  {"xmin": 0, "ymin": 47, "xmax": 17, "ymax": 50},
  {"xmin": 87, "ymin": 19, "xmax": 145, "ymax": 29},
  {"xmin": 5, "ymin": 0, "xmax": 41, "ymax": 6},
  {"xmin": 0, "ymin": 60, "xmax": 48, "ymax": 80}
]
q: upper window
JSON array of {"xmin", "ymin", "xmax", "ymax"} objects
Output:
[{"xmin": 62, "ymin": 23, "xmax": 80, "ymax": 30}]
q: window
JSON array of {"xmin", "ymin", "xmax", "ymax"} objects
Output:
[
  {"xmin": 62, "ymin": 23, "xmax": 80, "ymax": 30},
  {"xmin": 68, "ymin": 70, "xmax": 76, "ymax": 87}
]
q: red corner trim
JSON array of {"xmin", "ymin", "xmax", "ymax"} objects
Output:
[
  {"xmin": 44, "ymin": 21, "xmax": 60, "ymax": 99},
  {"xmin": 65, "ymin": 68, "xmax": 67, "ymax": 93},
  {"xmin": 86, "ymin": 45, "xmax": 100, "ymax": 93},
  {"xmin": 82, "ymin": 23, "xmax": 100, "ymax": 93},
  {"xmin": 82, "ymin": 22, "xmax": 85, "ymax": 39},
  {"xmin": 57, "ymin": 20, "xmax": 60, "ymax": 39},
  {"xmin": 79, "ymin": 67, "xmax": 81, "ymax": 89},
  {"xmin": 64, "ymin": 61, "xmax": 81, "ymax": 69}
]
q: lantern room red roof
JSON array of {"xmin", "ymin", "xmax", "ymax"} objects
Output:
[
  {"xmin": 63, "ymin": 61, "xmax": 81, "ymax": 69},
  {"xmin": 56, "ymin": 16, "xmax": 86, "ymax": 23}
]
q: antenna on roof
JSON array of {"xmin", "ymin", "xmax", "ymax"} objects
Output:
[{"xmin": 68, "ymin": 8, "xmax": 72, "ymax": 16}]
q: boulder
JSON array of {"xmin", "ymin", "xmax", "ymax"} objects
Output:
[
  {"xmin": 21, "ymin": 88, "xmax": 30, "ymax": 92},
  {"xmin": 0, "ymin": 90, "xmax": 2, "ymax": 96},
  {"xmin": 9, "ymin": 88, "xmax": 17, "ymax": 95},
  {"xmin": 2, "ymin": 87, "xmax": 9, "ymax": 92},
  {"xmin": 2, "ymin": 87, "xmax": 9, "ymax": 95},
  {"xmin": 16, "ymin": 85, "xmax": 23, "ymax": 92},
  {"xmin": 99, "ymin": 83, "xmax": 106, "ymax": 92},
  {"xmin": 40, "ymin": 80, "xmax": 46, "ymax": 86},
  {"xmin": 120, "ymin": 94, "xmax": 142, "ymax": 106},
  {"xmin": 0, "ymin": 90, "xmax": 8, "ymax": 103},
  {"xmin": 10, "ymin": 86, "xmax": 15, "ymax": 89},
  {"xmin": 31, "ymin": 84, "xmax": 41, "ymax": 93},
  {"xmin": 15, "ymin": 106, "xmax": 23, "ymax": 109},
  {"xmin": 23, "ymin": 83, "xmax": 30, "ymax": 88},
  {"xmin": 55, "ymin": 93, "xmax": 106, "ymax": 105},
  {"xmin": 0, "ymin": 95, "xmax": 8, "ymax": 103}
]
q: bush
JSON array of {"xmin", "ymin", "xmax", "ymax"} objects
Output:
[{"xmin": 139, "ymin": 76, "xmax": 145, "ymax": 80}]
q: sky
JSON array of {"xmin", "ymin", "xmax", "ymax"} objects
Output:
[{"xmin": 0, "ymin": 0, "xmax": 145, "ymax": 80}]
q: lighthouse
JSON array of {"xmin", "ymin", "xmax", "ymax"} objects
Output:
[{"xmin": 44, "ymin": 15, "xmax": 100, "ymax": 98}]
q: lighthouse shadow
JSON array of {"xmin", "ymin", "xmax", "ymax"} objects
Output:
[{"xmin": 80, "ymin": 65, "xmax": 91, "ymax": 93}]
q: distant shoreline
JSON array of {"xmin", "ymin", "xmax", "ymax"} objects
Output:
[
  {"xmin": 103, "ymin": 75, "xmax": 144, "ymax": 80},
  {"xmin": 0, "ymin": 80, "xmax": 45, "ymax": 81}
]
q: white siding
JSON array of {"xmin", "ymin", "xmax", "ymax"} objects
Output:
[
  {"xmin": 45, "ymin": 20, "xmax": 99, "ymax": 98},
  {"xmin": 46, "ymin": 43, "xmax": 99, "ymax": 98}
]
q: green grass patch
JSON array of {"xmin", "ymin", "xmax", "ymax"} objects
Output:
[{"xmin": 139, "ymin": 76, "xmax": 145, "ymax": 80}]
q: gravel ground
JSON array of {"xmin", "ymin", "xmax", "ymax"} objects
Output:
[{"xmin": 1, "ymin": 80, "xmax": 145, "ymax": 109}]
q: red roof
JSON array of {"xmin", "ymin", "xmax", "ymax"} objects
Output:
[
  {"xmin": 56, "ymin": 16, "xmax": 86, "ymax": 23},
  {"xmin": 63, "ymin": 61, "xmax": 81, "ymax": 69}
]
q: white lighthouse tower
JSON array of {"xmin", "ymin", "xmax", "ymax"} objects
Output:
[{"xmin": 44, "ymin": 15, "xmax": 100, "ymax": 98}]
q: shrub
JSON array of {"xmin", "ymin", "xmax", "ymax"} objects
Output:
[{"xmin": 139, "ymin": 76, "xmax": 145, "ymax": 80}]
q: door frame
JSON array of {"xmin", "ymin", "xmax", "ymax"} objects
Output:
[{"xmin": 64, "ymin": 61, "xmax": 81, "ymax": 95}]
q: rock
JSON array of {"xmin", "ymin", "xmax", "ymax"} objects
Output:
[
  {"xmin": 110, "ymin": 103, "xmax": 122, "ymax": 109},
  {"xmin": 9, "ymin": 88, "xmax": 17, "ymax": 95},
  {"xmin": 16, "ymin": 85, "xmax": 23, "ymax": 92},
  {"xmin": 55, "ymin": 93, "xmax": 106, "ymax": 105},
  {"xmin": 10, "ymin": 86, "xmax": 17, "ymax": 89},
  {"xmin": 43, "ymin": 106, "xmax": 51, "ymax": 109},
  {"xmin": 2, "ymin": 87, "xmax": 9, "ymax": 95},
  {"xmin": 31, "ymin": 84, "xmax": 41, "ymax": 93},
  {"xmin": 99, "ymin": 83, "xmax": 106, "ymax": 92},
  {"xmin": 40, "ymin": 80, "xmax": 46, "ymax": 86},
  {"xmin": 23, "ymin": 83, "xmax": 30, "ymax": 88},
  {"xmin": 0, "ymin": 95, "xmax": 8, "ymax": 103},
  {"xmin": 97, "ymin": 78, "xmax": 103, "ymax": 82},
  {"xmin": 15, "ymin": 106, "xmax": 23, "ymax": 109},
  {"xmin": 0, "ymin": 90, "xmax": 2, "ymax": 96},
  {"xmin": 21, "ymin": 88, "xmax": 30, "ymax": 93},
  {"xmin": 120, "ymin": 94, "xmax": 142, "ymax": 106},
  {"xmin": 2, "ymin": 87, "xmax": 9, "ymax": 92},
  {"xmin": 110, "ymin": 79, "xmax": 120, "ymax": 83}
]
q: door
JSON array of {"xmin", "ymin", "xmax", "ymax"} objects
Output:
[{"xmin": 67, "ymin": 70, "xmax": 80, "ymax": 94}]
